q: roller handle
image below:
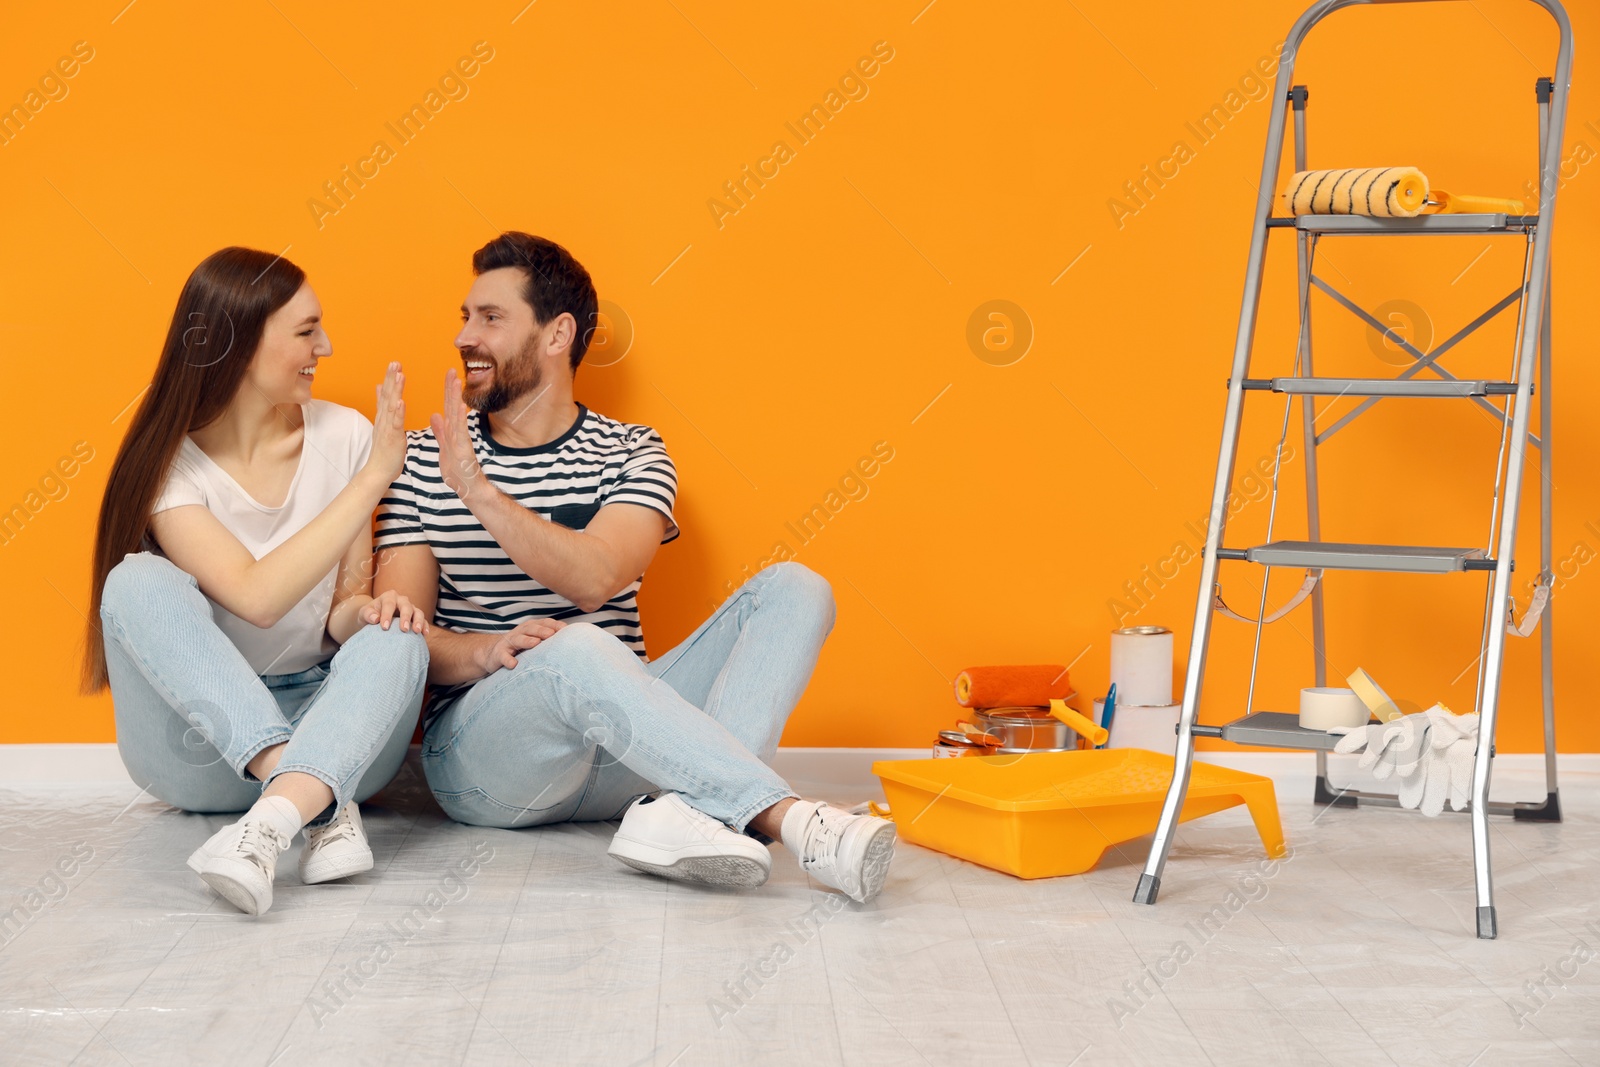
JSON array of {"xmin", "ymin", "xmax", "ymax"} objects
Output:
[
  {"xmin": 1049, "ymin": 698, "xmax": 1109, "ymax": 747},
  {"xmin": 1426, "ymin": 190, "xmax": 1529, "ymax": 215}
]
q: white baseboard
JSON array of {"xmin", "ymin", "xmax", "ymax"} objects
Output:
[
  {"xmin": 2, "ymin": 743, "xmax": 1595, "ymax": 793},
  {"xmin": 1, "ymin": 745, "xmax": 942, "ymax": 786},
  {"xmin": 0, "ymin": 744, "xmax": 137, "ymax": 784},
  {"xmin": 772, "ymin": 747, "xmax": 1595, "ymax": 799}
]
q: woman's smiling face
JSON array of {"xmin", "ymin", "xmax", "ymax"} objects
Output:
[{"xmin": 249, "ymin": 283, "xmax": 331, "ymax": 404}]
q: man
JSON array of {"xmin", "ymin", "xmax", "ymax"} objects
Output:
[{"xmin": 373, "ymin": 232, "xmax": 896, "ymax": 901}]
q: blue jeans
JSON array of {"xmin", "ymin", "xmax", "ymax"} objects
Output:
[
  {"xmin": 100, "ymin": 551, "xmax": 429, "ymax": 828},
  {"xmin": 422, "ymin": 561, "xmax": 835, "ymax": 833}
]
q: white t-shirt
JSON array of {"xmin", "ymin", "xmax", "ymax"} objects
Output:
[{"xmin": 149, "ymin": 399, "xmax": 375, "ymax": 676}]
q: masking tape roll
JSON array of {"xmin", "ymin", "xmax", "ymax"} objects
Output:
[
  {"xmin": 1282, "ymin": 167, "xmax": 1429, "ymax": 217},
  {"xmin": 1346, "ymin": 668, "xmax": 1403, "ymax": 723},
  {"xmin": 1299, "ymin": 687, "xmax": 1370, "ymax": 730}
]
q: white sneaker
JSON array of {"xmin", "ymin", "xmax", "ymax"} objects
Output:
[
  {"xmin": 607, "ymin": 793, "xmax": 772, "ymax": 888},
  {"xmin": 299, "ymin": 803, "xmax": 374, "ymax": 884},
  {"xmin": 186, "ymin": 818, "xmax": 292, "ymax": 915},
  {"xmin": 787, "ymin": 800, "xmax": 896, "ymax": 903}
]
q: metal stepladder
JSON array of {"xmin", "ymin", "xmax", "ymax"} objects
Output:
[{"xmin": 1132, "ymin": 0, "xmax": 1573, "ymax": 940}]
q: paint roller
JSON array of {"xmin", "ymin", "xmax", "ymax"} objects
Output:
[
  {"xmin": 1281, "ymin": 167, "xmax": 1527, "ymax": 217},
  {"xmin": 954, "ymin": 664, "xmax": 1073, "ymax": 708},
  {"xmin": 952, "ymin": 665, "xmax": 1108, "ymax": 746}
]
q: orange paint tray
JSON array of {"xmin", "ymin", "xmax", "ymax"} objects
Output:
[{"xmin": 873, "ymin": 747, "xmax": 1286, "ymax": 879}]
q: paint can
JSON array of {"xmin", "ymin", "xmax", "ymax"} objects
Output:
[
  {"xmin": 1110, "ymin": 625, "xmax": 1174, "ymax": 706},
  {"xmin": 1104, "ymin": 702, "xmax": 1182, "ymax": 754},
  {"xmin": 971, "ymin": 706, "xmax": 1082, "ymax": 754}
]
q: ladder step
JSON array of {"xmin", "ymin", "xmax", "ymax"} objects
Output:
[
  {"xmin": 1241, "ymin": 377, "xmax": 1521, "ymax": 397},
  {"xmin": 1236, "ymin": 540, "xmax": 1491, "ymax": 573},
  {"xmin": 1268, "ymin": 213, "xmax": 1538, "ymax": 235},
  {"xmin": 1217, "ymin": 711, "xmax": 1343, "ymax": 751}
]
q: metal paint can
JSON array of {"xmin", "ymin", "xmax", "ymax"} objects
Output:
[
  {"xmin": 1110, "ymin": 625, "xmax": 1174, "ymax": 706},
  {"xmin": 934, "ymin": 730, "xmax": 998, "ymax": 758},
  {"xmin": 972, "ymin": 704, "xmax": 1082, "ymax": 754}
]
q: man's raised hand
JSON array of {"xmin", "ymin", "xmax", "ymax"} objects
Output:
[{"xmin": 431, "ymin": 367, "xmax": 490, "ymax": 506}]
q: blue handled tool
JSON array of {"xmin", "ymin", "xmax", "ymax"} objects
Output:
[{"xmin": 1098, "ymin": 683, "xmax": 1118, "ymax": 749}]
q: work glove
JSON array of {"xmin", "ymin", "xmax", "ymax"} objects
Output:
[
  {"xmin": 1329, "ymin": 712, "xmax": 1432, "ymax": 781},
  {"xmin": 1416, "ymin": 704, "xmax": 1480, "ymax": 817}
]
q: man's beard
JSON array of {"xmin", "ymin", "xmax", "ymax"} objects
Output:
[{"xmin": 465, "ymin": 334, "xmax": 543, "ymax": 416}]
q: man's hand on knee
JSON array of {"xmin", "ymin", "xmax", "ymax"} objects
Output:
[{"xmin": 478, "ymin": 618, "xmax": 568, "ymax": 675}]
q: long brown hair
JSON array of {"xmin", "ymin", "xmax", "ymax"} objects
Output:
[{"xmin": 80, "ymin": 247, "xmax": 306, "ymax": 694}]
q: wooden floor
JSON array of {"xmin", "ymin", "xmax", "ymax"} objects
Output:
[{"xmin": 1, "ymin": 750, "xmax": 1595, "ymax": 1066}]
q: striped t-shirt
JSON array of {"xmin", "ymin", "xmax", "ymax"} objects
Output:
[{"xmin": 374, "ymin": 402, "xmax": 679, "ymax": 726}]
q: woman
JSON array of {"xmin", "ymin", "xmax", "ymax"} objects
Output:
[{"xmin": 82, "ymin": 247, "xmax": 431, "ymax": 917}]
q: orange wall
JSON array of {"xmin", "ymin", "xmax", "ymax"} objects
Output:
[{"xmin": 2, "ymin": 1, "xmax": 1595, "ymax": 751}]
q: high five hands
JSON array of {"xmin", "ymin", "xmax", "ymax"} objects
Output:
[
  {"xmin": 431, "ymin": 367, "xmax": 492, "ymax": 508},
  {"xmin": 424, "ymin": 367, "xmax": 568, "ymax": 674}
]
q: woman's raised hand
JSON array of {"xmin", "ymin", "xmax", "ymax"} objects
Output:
[{"xmin": 366, "ymin": 361, "xmax": 407, "ymax": 484}]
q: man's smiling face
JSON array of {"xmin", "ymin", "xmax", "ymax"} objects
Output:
[{"xmin": 455, "ymin": 266, "xmax": 546, "ymax": 415}]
